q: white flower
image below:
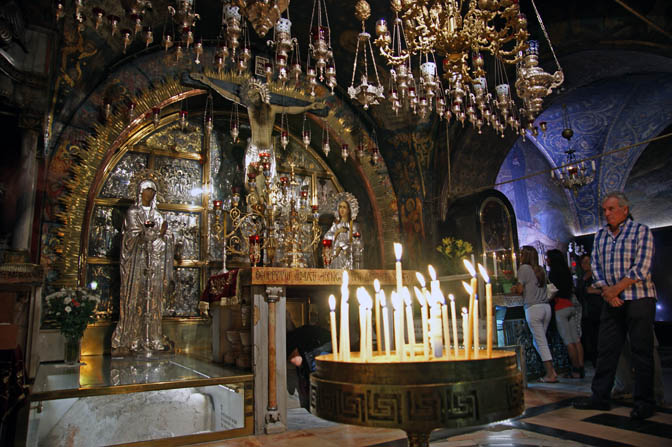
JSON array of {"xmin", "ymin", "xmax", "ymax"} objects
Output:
[
  {"xmin": 64, "ymin": 297, "xmax": 72, "ymax": 304},
  {"xmin": 65, "ymin": 306, "xmax": 72, "ymax": 313}
]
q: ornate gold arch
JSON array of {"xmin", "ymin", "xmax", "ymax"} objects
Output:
[{"xmin": 53, "ymin": 76, "xmax": 401, "ymax": 286}]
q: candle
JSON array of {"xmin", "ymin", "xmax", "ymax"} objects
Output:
[
  {"xmin": 482, "ymin": 252, "xmax": 487, "ymax": 273},
  {"xmin": 440, "ymin": 295, "xmax": 451, "ymax": 358},
  {"xmin": 461, "ymin": 281, "xmax": 473, "ymax": 359},
  {"xmin": 380, "ymin": 291, "xmax": 391, "ymax": 359},
  {"xmin": 473, "ymin": 294, "xmax": 479, "ymax": 357},
  {"xmin": 365, "ymin": 294, "xmax": 373, "ymax": 360},
  {"xmin": 391, "ymin": 291, "xmax": 404, "ymax": 361},
  {"xmin": 340, "ymin": 271, "xmax": 350, "ymax": 361},
  {"xmin": 463, "ymin": 260, "xmax": 477, "ymax": 359},
  {"xmin": 512, "ymin": 251, "xmax": 517, "ymax": 277},
  {"xmin": 373, "ymin": 279, "xmax": 382, "ymax": 354},
  {"xmin": 414, "ymin": 287, "xmax": 430, "ymax": 359},
  {"xmin": 357, "ymin": 288, "xmax": 367, "ymax": 362},
  {"xmin": 493, "ymin": 252, "xmax": 498, "ymax": 278},
  {"xmin": 461, "ymin": 307, "xmax": 469, "ymax": 358},
  {"xmin": 449, "ymin": 294, "xmax": 458, "ymax": 357},
  {"xmin": 415, "ymin": 272, "xmax": 429, "ymax": 301},
  {"xmin": 427, "ymin": 265, "xmax": 441, "ymax": 301},
  {"xmin": 394, "ymin": 243, "xmax": 403, "ymax": 294},
  {"xmin": 402, "ymin": 287, "xmax": 415, "ymax": 359},
  {"xmin": 478, "ymin": 263, "xmax": 493, "ymax": 358},
  {"xmin": 427, "ymin": 289, "xmax": 443, "ymax": 358},
  {"xmin": 328, "ymin": 295, "xmax": 338, "ymax": 358},
  {"xmin": 591, "ymin": 160, "xmax": 596, "ymax": 171}
]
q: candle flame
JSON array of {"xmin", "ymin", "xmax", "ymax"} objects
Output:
[
  {"xmin": 341, "ymin": 270, "xmax": 349, "ymax": 300},
  {"xmin": 461, "ymin": 307, "xmax": 468, "ymax": 315},
  {"xmin": 438, "ymin": 293, "xmax": 446, "ymax": 305},
  {"xmin": 356, "ymin": 287, "xmax": 366, "ymax": 307},
  {"xmin": 415, "ymin": 272, "xmax": 426, "ymax": 288},
  {"xmin": 391, "ymin": 291, "xmax": 402, "ymax": 310},
  {"xmin": 463, "ymin": 259, "xmax": 476, "ymax": 277},
  {"xmin": 428, "ymin": 265, "xmax": 437, "ymax": 281},
  {"xmin": 449, "ymin": 293, "xmax": 455, "ymax": 302},
  {"xmin": 329, "ymin": 294, "xmax": 336, "ymax": 311},
  {"xmin": 393, "ymin": 242, "xmax": 402, "ymax": 261},
  {"xmin": 477, "ymin": 263, "xmax": 490, "ymax": 283},
  {"xmin": 401, "ymin": 287, "xmax": 412, "ymax": 306},
  {"xmin": 373, "ymin": 278, "xmax": 381, "ymax": 292},
  {"xmin": 380, "ymin": 290, "xmax": 387, "ymax": 307},
  {"xmin": 462, "ymin": 281, "xmax": 473, "ymax": 295},
  {"xmin": 413, "ymin": 286, "xmax": 425, "ymax": 306},
  {"xmin": 357, "ymin": 287, "xmax": 373, "ymax": 308}
]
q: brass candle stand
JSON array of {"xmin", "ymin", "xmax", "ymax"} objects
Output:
[
  {"xmin": 211, "ymin": 155, "xmax": 322, "ymax": 268},
  {"xmin": 310, "ymin": 350, "xmax": 523, "ymax": 447}
]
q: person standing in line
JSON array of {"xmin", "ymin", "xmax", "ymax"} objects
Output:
[
  {"xmin": 512, "ymin": 245, "xmax": 558, "ymax": 383},
  {"xmin": 574, "ymin": 192, "xmax": 657, "ymax": 420},
  {"xmin": 576, "ymin": 254, "xmax": 602, "ymax": 368},
  {"xmin": 546, "ymin": 249, "xmax": 585, "ymax": 378}
]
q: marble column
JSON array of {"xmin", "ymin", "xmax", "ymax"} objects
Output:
[{"xmin": 253, "ymin": 285, "xmax": 287, "ymax": 434}]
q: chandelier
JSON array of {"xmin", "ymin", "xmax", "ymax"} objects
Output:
[
  {"xmin": 551, "ymin": 105, "xmax": 595, "ymax": 195},
  {"xmin": 346, "ymin": 0, "xmax": 564, "ymax": 135}
]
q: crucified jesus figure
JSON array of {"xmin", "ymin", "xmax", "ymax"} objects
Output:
[{"xmin": 190, "ymin": 73, "xmax": 325, "ymax": 184}]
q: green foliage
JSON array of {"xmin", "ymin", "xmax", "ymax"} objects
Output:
[{"xmin": 45, "ymin": 288, "xmax": 100, "ymax": 340}]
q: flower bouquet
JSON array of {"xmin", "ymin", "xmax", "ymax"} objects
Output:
[
  {"xmin": 435, "ymin": 237, "xmax": 473, "ymax": 275},
  {"xmin": 45, "ymin": 287, "xmax": 100, "ymax": 363}
]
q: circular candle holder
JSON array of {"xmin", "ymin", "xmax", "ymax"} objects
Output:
[{"xmin": 310, "ymin": 350, "xmax": 523, "ymax": 447}]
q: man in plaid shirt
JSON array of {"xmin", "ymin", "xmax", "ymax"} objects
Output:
[{"xmin": 574, "ymin": 192, "xmax": 657, "ymax": 420}]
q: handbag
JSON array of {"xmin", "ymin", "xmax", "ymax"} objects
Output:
[{"xmin": 546, "ymin": 283, "xmax": 558, "ymax": 302}]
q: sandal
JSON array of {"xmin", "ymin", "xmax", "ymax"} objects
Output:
[{"xmin": 538, "ymin": 377, "xmax": 559, "ymax": 383}]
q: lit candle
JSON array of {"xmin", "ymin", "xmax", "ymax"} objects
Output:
[
  {"xmin": 340, "ymin": 271, "xmax": 350, "ymax": 361},
  {"xmin": 512, "ymin": 251, "xmax": 517, "ymax": 278},
  {"xmin": 380, "ymin": 291, "xmax": 391, "ymax": 359},
  {"xmin": 440, "ymin": 294, "xmax": 451, "ymax": 358},
  {"xmin": 328, "ymin": 295, "xmax": 338, "ymax": 359},
  {"xmin": 450, "ymin": 294, "xmax": 458, "ymax": 357},
  {"xmin": 394, "ymin": 243, "xmax": 403, "ymax": 294},
  {"xmin": 391, "ymin": 291, "xmax": 404, "ymax": 361},
  {"xmin": 482, "ymin": 252, "xmax": 487, "ymax": 272},
  {"xmin": 478, "ymin": 263, "xmax": 493, "ymax": 358},
  {"xmin": 463, "ymin": 260, "xmax": 478, "ymax": 358},
  {"xmin": 415, "ymin": 272, "xmax": 429, "ymax": 302},
  {"xmin": 357, "ymin": 287, "xmax": 367, "ymax": 362},
  {"xmin": 402, "ymin": 287, "xmax": 415, "ymax": 359},
  {"xmin": 461, "ymin": 307, "xmax": 469, "ymax": 358},
  {"xmin": 373, "ymin": 279, "xmax": 382, "ymax": 354},
  {"xmin": 365, "ymin": 293, "xmax": 373, "ymax": 360},
  {"xmin": 427, "ymin": 265, "xmax": 441, "ymax": 301},
  {"xmin": 414, "ymin": 287, "xmax": 430, "ymax": 359},
  {"xmin": 473, "ymin": 294, "xmax": 479, "ymax": 357},
  {"xmin": 493, "ymin": 252, "xmax": 498, "ymax": 278},
  {"xmin": 462, "ymin": 280, "xmax": 473, "ymax": 359}
]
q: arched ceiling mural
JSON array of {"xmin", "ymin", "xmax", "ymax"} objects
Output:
[{"xmin": 521, "ymin": 71, "xmax": 672, "ymax": 234}]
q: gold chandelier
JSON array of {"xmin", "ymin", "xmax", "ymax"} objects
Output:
[{"xmin": 348, "ymin": 0, "xmax": 564, "ymax": 135}]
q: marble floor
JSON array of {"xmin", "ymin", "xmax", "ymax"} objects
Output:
[{"xmin": 194, "ymin": 363, "xmax": 672, "ymax": 447}]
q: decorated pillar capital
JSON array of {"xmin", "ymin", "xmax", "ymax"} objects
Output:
[{"xmin": 265, "ymin": 286, "xmax": 283, "ymax": 303}]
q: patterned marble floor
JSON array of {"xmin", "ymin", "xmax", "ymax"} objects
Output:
[{"xmin": 195, "ymin": 365, "xmax": 672, "ymax": 447}]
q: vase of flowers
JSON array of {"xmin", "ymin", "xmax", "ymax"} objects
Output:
[
  {"xmin": 45, "ymin": 287, "xmax": 100, "ymax": 364},
  {"xmin": 435, "ymin": 237, "xmax": 473, "ymax": 275}
]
